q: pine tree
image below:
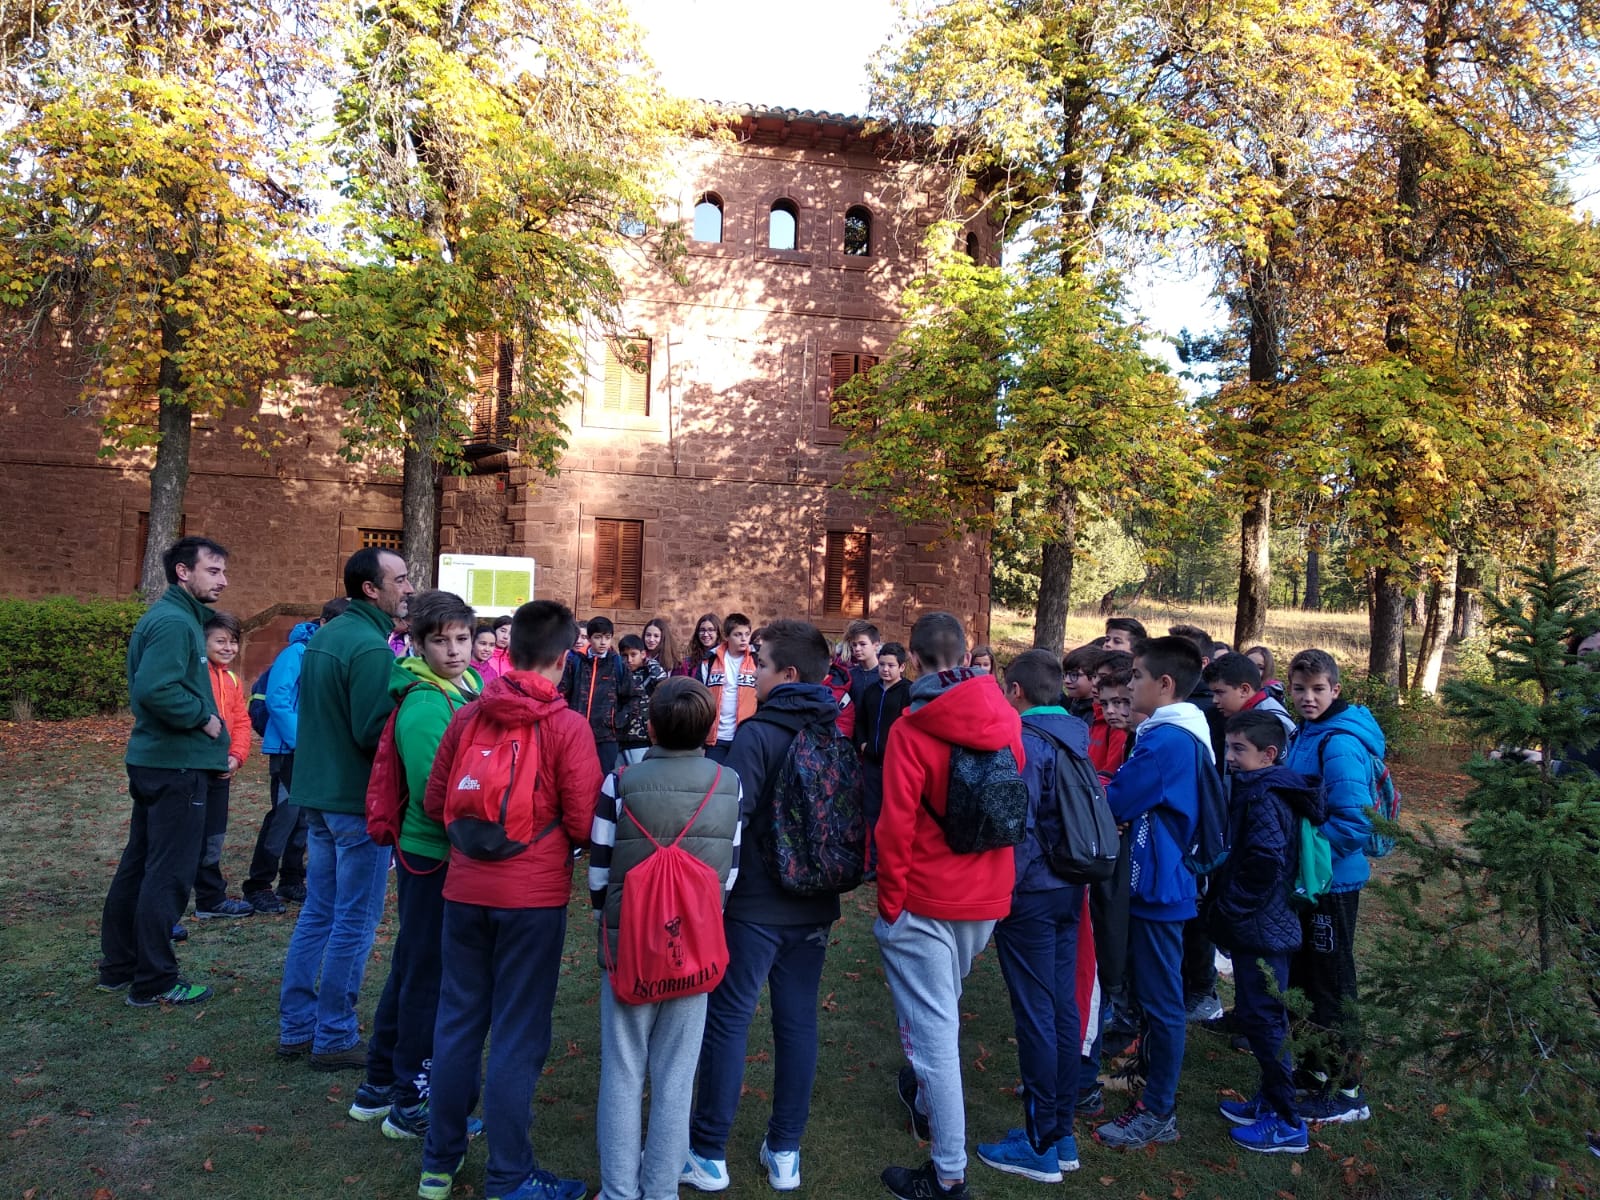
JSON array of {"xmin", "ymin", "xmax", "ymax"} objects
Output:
[{"xmin": 1367, "ymin": 545, "xmax": 1600, "ymax": 1192}]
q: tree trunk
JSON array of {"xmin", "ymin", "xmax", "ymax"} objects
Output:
[
  {"xmin": 402, "ymin": 397, "xmax": 443, "ymax": 590},
  {"xmin": 1407, "ymin": 567, "xmax": 1428, "ymax": 627},
  {"xmin": 1451, "ymin": 558, "xmax": 1482, "ymax": 642},
  {"xmin": 1303, "ymin": 530, "xmax": 1323, "ymax": 611},
  {"xmin": 1369, "ymin": 563, "xmax": 1407, "ymax": 688},
  {"xmin": 139, "ymin": 315, "xmax": 195, "ymax": 601},
  {"xmin": 1033, "ymin": 489, "xmax": 1078, "ymax": 654},
  {"xmin": 1234, "ymin": 488, "xmax": 1272, "ymax": 648},
  {"xmin": 1411, "ymin": 549, "xmax": 1458, "ymax": 694}
]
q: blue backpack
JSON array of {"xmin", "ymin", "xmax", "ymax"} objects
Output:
[{"xmin": 1317, "ymin": 733, "xmax": 1400, "ymax": 858}]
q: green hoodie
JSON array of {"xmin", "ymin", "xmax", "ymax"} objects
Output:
[
  {"xmin": 292, "ymin": 598, "xmax": 408, "ymax": 814},
  {"xmin": 393, "ymin": 658, "xmax": 482, "ymax": 861},
  {"xmin": 125, "ymin": 585, "xmax": 229, "ymax": 771}
]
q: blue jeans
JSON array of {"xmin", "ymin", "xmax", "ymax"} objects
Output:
[
  {"xmin": 423, "ymin": 903, "xmax": 567, "ymax": 1195},
  {"xmin": 365, "ymin": 850, "xmax": 447, "ymax": 1104},
  {"xmin": 278, "ymin": 809, "xmax": 390, "ymax": 1053},
  {"xmin": 690, "ymin": 919, "xmax": 830, "ymax": 1156},
  {"xmin": 995, "ymin": 886, "xmax": 1084, "ymax": 1147},
  {"xmin": 1233, "ymin": 951, "xmax": 1295, "ymax": 1119},
  {"xmin": 1127, "ymin": 917, "xmax": 1185, "ymax": 1116}
]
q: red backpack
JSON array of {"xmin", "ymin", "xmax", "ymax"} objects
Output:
[
  {"xmin": 605, "ymin": 767, "xmax": 730, "ymax": 1005},
  {"xmin": 443, "ymin": 712, "xmax": 559, "ymax": 861},
  {"xmin": 366, "ymin": 683, "xmax": 425, "ymax": 847}
]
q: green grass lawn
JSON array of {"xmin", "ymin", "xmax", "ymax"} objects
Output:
[{"xmin": 0, "ymin": 720, "xmax": 1590, "ymax": 1200}]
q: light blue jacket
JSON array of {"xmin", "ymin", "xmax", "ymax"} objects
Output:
[
  {"xmin": 1283, "ymin": 700, "xmax": 1385, "ymax": 892},
  {"xmin": 260, "ymin": 620, "xmax": 319, "ymax": 755}
]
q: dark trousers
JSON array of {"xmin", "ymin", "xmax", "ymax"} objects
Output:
[
  {"xmin": 995, "ymin": 886, "xmax": 1084, "ymax": 1148},
  {"xmin": 862, "ymin": 759, "xmax": 884, "ymax": 871},
  {"xmin": 1289, "ymin": 889, "xmax": 1362, "ymax": 1090},
  {"xmin": 596, "ymin": 739, "xmax": 619, "ymax": 775},
  {"xmin": 1127, "ymin": 917, "xmax": 1185, "ymax": 1116},
  {"xmin": 706, "ymin": 741, "xmax": 734, "ymax": 765},
  {"xmin": 99, "ymin": 766, "xmax": 208, "ymax": 997},
  {"xmin": 366, "ymin": 851, "xmax": 448, "ymax": 1106},
  {"xmin": 691, "ymin": 918, "xmax": 830, "ymax": 1156},
  {"xmin": 1182, "ymin": 909, "xmax": 1217, "ymax": 999},
  {"xmin": 423, "ymin": 902, "xmax": 567, "ymax": 1195},
  {"xmin": 244, "ymin": 752, "xmax": 307, "ymax": 895},
  {"xmin": 192, "ymin": 773, "xmax": 232, "ymax": 910},
  {"xmin": 1232, "ymin": 950, "xmax": 1295, "ymax": 1119}
]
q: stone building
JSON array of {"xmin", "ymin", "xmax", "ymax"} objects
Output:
[{"xmin": 0, "ymin": 107, "xmax": 994, "ymax": 672}]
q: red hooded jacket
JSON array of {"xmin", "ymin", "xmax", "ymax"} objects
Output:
[
  {"xmin": 877, "ymin": 671, "xmax": 1022, "ymax": 924},
  {"xmin": 1087, "ymin": 701, "xmax": 1128, "ymax": 782},
  {"xmin": 424, "ymin": 670, "xmax": 601, "ymax": 909}
]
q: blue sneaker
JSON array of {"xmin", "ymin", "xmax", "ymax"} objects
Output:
[
  {"xmin": 1230, "ymin": 1110, "xmax": 1310, "ymax": 1154},
  {"xmin": 1218, "ymin": 1092, "xmax": 1269, "ymax": 1126},
  {"xmin": 976, "ymin": 1128, "xmax": 1063, "ymax": 1184},
  {"xmin": 349, "ymin": 1081, "xmax": 393, "ymax": 1122},
  {"xmin": 680, "ymin": 1150, "xmax": 730, "ymax": 1192},
  {"xmin": 490, "ymin": 1169, "xmax": 587, "ymax": 1200},
  {"xmin": 1056, "ymin": 1132, "xmax": 1080, "ymax": 1172},
  {"xmin": 418, "ymin": 1156, "xmax": 464, "ymax": 1200},
  {"xmin": 1299, "ymin": 1087, "xmax": 1371, "ymax": 1125}
]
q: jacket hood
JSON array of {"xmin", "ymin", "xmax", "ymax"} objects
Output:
[
  {"xmin": 1139, "ymin": 701, "xmax": 1216, "ymax": 762},
  {"xmin": 1233, "ymin": 764, "xmax": 1327, "ymax": 824},
  {"xmin": 904, "ymin": 672, "xmax": 1019, "ymax": 751},
  {"xmin": 477, "ymin": 670, "xmax": 568, "ymax": 725},
  {"xmin": 289, "ymin": 620, "xmax": 320, "ymax": 645},
  {"xmin": 1021, "ymin": 708, "xmax": 1090, "ymax": 755},
  {"xmin": 753, "ymin": 682, "xmax": 839, "ymax": 725},
  {"xmin": 1306, "ymin": 701, "xmax": 1387, "ymax": 759},
  {"xmin": 393, "ymin": 656, "xmax": 481, "ymax": 702}
]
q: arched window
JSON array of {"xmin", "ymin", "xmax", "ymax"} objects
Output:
[
  {"xmin": 965, "ymin": 231, "xmax": 980, "ymax": 263},
  {"xmin": 692, "ymin": 193, "xmax": 723, "ymax": 243},
  {"xmin": 844, "ymin": 205, "xmax": 871, "ymax": 256},
  {"xmin": 768, "ymin": 199, "xmax": 798, "ymax": 250}
]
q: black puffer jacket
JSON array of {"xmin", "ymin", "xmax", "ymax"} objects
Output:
[{"xmin": 1206, "ymin": 766, "xmax": 1326, "ymax": 954}]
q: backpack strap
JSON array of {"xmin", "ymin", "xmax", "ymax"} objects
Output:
[{"xmin": 622, "ymin": 766, "xmax": 724, "ymax": 851}]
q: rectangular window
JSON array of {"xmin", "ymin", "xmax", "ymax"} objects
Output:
[
  {"xmin": 126, "ymin": 511, "xmax": 187, "ymax": 593},
  {"xmin": 829, "ymin": 351, "xmax": 876, "ymax": 427},
  {"xmin": 359, "ymin": 528, "xmax": 403, "ymax": 551},
  {"xmin": 602, "ymin": 338, "xmax": 651, "ymax": 417},
  {"xmin": 593, "ymin": 518, "xmax": 644, "ymax": 609},
  {"xmin": 823, "ymin": 530, "xmax": 870, "ymax": 618},
  {"xmin": 470, "ymin": 336, "xmax": 514, "ymax": 445}
]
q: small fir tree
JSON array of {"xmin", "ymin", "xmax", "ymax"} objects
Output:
[{"xmin": 1367, "ymin": 546, "xmax": 1600, "ymax": 1194}]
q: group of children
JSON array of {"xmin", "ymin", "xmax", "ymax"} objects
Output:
[{"xmin": 176, "ymin": 594, "xmax": 1388, "ymax": 1200}]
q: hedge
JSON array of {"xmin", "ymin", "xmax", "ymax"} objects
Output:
[{"xmin": 0, "ymin": 595, "xmax": 148, "ymax": 720}]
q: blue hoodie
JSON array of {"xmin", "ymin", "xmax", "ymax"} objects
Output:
[
  {"xmin": 260, "ymin": 620, "xmax": 319, "ymax": 756},
  {"xmin": 1282, "ymin": 698, "xmax": 1385, "ymax": 892},
  {"xmin": 1014, "ymin": 707, "xmax": 1092, "ymax": 893},
  {"xmin": 1106, "ymin": 702, "xmax": 1211, "ymax": 921}
]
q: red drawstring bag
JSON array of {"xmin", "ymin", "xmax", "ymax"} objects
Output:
[{"xmin": 605, "ymin": 768, "xmax": 730, "ymax": 1005}]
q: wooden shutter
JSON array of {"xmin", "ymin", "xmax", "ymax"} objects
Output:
[
  {"xmin": 493, "ymin": 338, "xmax": 514, "ymax": 441},
  {"xmin": 593, "ymin": 518, "xmax": 643, "ymax": 609},
  {"xmin": 824, "ymin": 531, "xmax": 869, "ymax": 617},
  {"xmin": 470, "ymin": 335, "xmax": 497, "ymax": 441},
  {"xmin": 603, "ymin": 338, "xmax": 650, "ymax": 416},
  {"xmin": 828, "ymin": 352, "xmax": 877, "ymax": 427}
]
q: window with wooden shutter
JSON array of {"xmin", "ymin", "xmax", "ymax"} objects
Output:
[
  {"xmin": 125, "ymin": 511, "xmax": 187, "ymax": 594},
  {"xmin": 603, "ymin": 338, "xmax": 650, "ymax": 417},
  {"xmin": 823, "ymin": 531, "xmax": 870, "ymax": 618},
  {"xmin": 828, "ymin": 351, "xmax": 877, "ymax": 427},
  {"xmin": 359, "ymin": 528, "xmax": 404, "ymax": 551},
  {"xmin": 593, "ymin": 518, "xmax": 644, "ymax": 609},
  {"xmin": 469, "ymin": 335, "xmax": 514, "ymax": 446}
]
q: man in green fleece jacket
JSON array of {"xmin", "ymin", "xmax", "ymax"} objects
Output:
[
  {"xmin": 278, "ymin": 547, "xmax": 414, "ymax": 1070},
  {"xmin": 98, "ymin": 536, "xmax": 231, "ymax": 1008}
]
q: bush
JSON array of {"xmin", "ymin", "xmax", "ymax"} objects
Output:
[{"xmin": 0, "ymin": 595, "xmax": 148, "ymax": 720}]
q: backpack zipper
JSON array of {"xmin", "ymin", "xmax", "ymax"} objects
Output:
[{"xmin": 498, "ymin": 739, "xmax": 520, "ymax": 829}]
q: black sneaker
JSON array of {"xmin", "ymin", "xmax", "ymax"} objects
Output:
[
  {"xmin": 897, "ymin": 1066, "xmax": 930, "ymax": 1140},
  {"xmin": 882, "ymin": 1161, "xmax": 969, "ymax": 1199},
  {"xmin": 349, "ymin": 1081, "xmax": 393, "ymax": 1122},
  {"xmin": 246, "ymin": 890, "xmax": 287, "ymax": 915},
  {"xmin": 171, "ymin": 923, "xmax": 188, "ymax": 942},
  {"xmin": 277, "ymin": 882, "xmax": 307, "ymax": 903},
  {"xmin": 127, "ymin": 979, "xmax": 212, "ymax": 1007},
  {"xmin": 194, "ymin": 897, "xmax": 255, "ymax": 919},
  {"xmin": 1076, "ymin": 1086, "xmax": 1105, "ymax": 1119}
]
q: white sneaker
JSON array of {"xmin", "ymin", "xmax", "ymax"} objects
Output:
[
  {"xmin": 759, "ymin": 1139, "xmax": 800, "ymax": 1191},
  {"xmin": 680, "ymin": 1151, "xmax": 730, "ymax": 1192}
]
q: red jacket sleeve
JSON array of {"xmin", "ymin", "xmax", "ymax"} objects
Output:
[
  {"xmin": 550, "ymin": 710, "xmax": 602, "ymax": 847},
  {"xmin": 875, "ymin": 721, "xmax": 927, "ymax": 924}
]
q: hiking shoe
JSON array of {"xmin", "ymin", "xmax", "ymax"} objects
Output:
[
  {"xmin": 976, "ymin": 1128, "xmax": 1062, "ymax": 1184},
  {"xmin": 194, "ymin": 897, "xmax": 255, "ymax": 919},
  {"xmin": 1184, "ymin": 991, "xmax": 1222, "ymax": 1022},
  {"xmin": 1230, "ymin": 1110, "xmax": 1309, "ymax": 1154},
  {"xmin": 96, "ymin": 976, "xmax": 131, "ymax": 994},
  {"xmin": 171, "ymin": 923, "xmax": 188, "ymax": 942},
  {"xmin": 349, "ymin": 1081, "xmax": 393, "ymax": 1122},
  {"xmin": 897, "ymin": 1065, "xmax": 930, "ymax": 1140},
  {"xmin": 1299, "ymin": 1087, "xmax": 1370, "ymax": 1125},
  {"xmin": 680, "ymin": 1151, "xmax": 730, "ymax": 1192},
  {"xmin": 418, "ymin": 1158, "xmax": 464, "ymax": 1200},
  {"xmin": 760, "ymin": 1139, "xmax": 800, "ymax": 1191},
  {"xmin": 491, "ymin": 1170, "xmax": 587, "ymax": 1200},
  {"xmin": 277, "ymin": 882, "xmax": 307, "ymax": 903},
  {"xmin": 309, "ymin": 1041, "xmax": 368, "ymax": 1072},
  {"xmin": 1056, "ymin": 1132, "xmax": 1080, "ymax": 1172},
  {"xmin": 246, "ymin": 890, "xmax": 287, "ymax": 915},
  {"xmin": 126, "ymin": 979, "xmax": 212, "ymax": 1007},
  {"xmin": 1219, "ymin": 1092, "xmax": 1270, "ymax": 1126},
  {"xmin": 1075, "ymin": 1085, "xmax": 1105, "ymax": 1119},
  {"xmin": 1093, "ymin": 1103, "xmax": 1179, "ymax": 1150},
  {"xmin": 1102, "ymin": 1058, "xmax": 1146, "ymax": 1095},
  {"xmin": 881, "ymin": 1161, "xmax": 969, "ymax": 1198},
  {"xmin": 276, "ymin": 1038, "xmax": 312, "ymax": 1058}
]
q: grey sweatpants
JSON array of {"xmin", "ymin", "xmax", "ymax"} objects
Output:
[
  {"xmin": 875, "ymin": 911, "xmax": 997, "ymax": 1179},
  {"xmin": 597, "ymin": 985, "xmax": 709, "ymax": 1200}
]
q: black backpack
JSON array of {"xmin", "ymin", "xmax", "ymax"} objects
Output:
[
  {"xmin": 248, "ymin": 665, "xmax": 272, "ymax": 736},
  {"xmin": 925, "ymin": 745, "xmax": 1029, "ymax": 854},
  {"xmin": 1030, "ymin": 727, "xmax": 1120, "ymax": 885}
]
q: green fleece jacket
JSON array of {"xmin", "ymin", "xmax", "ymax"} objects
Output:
[
  {"xmin": 292, "ymin": 599, "xmax": 407, "ymax": 814},
  {"xmin": 394, "ymin": 658, "xmax": 482, "ymax": 861},
  {"xmin": 125, "ymin": 585, "xmax": 229, "ymax": 771}
]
